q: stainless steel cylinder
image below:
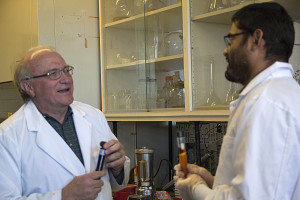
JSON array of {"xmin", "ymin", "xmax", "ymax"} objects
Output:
[
  {"xmin": 135, "ymin": 147, "xmax": 154, "ymax": 186},
  {"xmin": 129, "ymin": 147, "xmax": 156, "ymax": 199}
]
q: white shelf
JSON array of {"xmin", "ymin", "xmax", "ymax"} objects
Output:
[
  {"xmin": 106, "ymin": 54, "xmax": 183, "ymax": 70},
  {"xmin": 192, "ymin": 1, "xmax": 254, "ymax": 24},
  {"xmin": 104, "ymin": 108, "xmax": 230, "ymax": 122},
  {"xmin": 105, "ymin": 3, "xmax": 182, "ymax": 32},
  {"xmin": 192, "ymin": 0, "xmax": 300, "ymax": 24}
]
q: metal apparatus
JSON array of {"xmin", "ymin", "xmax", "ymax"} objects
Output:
[{"xmin": 128, "ymin": 147, "xmax": 155, "ymax": 200}]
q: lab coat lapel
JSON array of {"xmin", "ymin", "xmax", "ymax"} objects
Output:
[
  {"xmin": 25, "ymin": 101, "xmax": 86, "ymax": 176},
  {"xmin": 71, "ymin": 105, "xmax": 92, "ymax": 172}
]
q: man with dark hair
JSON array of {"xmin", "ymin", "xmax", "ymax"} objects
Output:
[{"xmin": 175, "ymin": 2, "xmax": 300, "ymax": 200}]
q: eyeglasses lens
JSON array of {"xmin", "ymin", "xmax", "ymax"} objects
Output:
[
  {"xmin": 224, "ymin": 37, "xmax": 231, "ymax": 47},
  {"xmin": 66, "ymin": 66, "xmax": 74, "ymax": 75},
  {"xmin": 49, "ymin": 66, "xmax": 73, "ymax": 80},
  {"xmin": 49, "ymin": 70, "xmax": 61, "ymax": 80}
]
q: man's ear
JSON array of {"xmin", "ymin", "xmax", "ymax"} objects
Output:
[
  {"xmin": 20, "ymin": 81, "xmax": 35, "ymax": 98},
  {"xmin": 250, "ymin": 29, "xmax": 264, "ymax": 51}
]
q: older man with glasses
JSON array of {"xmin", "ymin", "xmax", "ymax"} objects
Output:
[{"xmin": 0, "ymin": 46, "xmax": 130, "ymax": 200}]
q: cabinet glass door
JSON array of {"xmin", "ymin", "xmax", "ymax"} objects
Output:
[
  {"xmin": 102, "ymin": 0, "xmax": 146, "ymax": 113},
  {"xmin": 101, "ymin": 0, "xmax": 183, "ymax": 113},
  {"xmin": 190, "ymin": 0, "xmax": 253, "ymax": 110},
  {"xmin": 144, "ymin": 0, "xmax": 184, "ymax": 111}
]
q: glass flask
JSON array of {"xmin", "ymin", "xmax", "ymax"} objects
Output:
[
  {"xmin": 169, "ymin": 71, "xmax": 185, "ymax": 108},
  {"xmin": 163, "ymin": 76, "xmax": 173, "ymax": 108},
  {"xmin": 225, "ymin": 81, "xmax": 234, "ymax": 104},
  {"xmin": 229, "ymin": 0, "xmax": 249, "ymax": 7},
  {"xmin": 205, "ymin": 56, "xmax": 221, "ymax": 106},
  {"xmin": 115, "ymin": 53, "xmax": 130, "ymax": 64},
  {"xmin": 164, "ymin": 31, "xmax": 183, "ymax": 56},
  {"xmin": 146, "ymin": 15, "xmax": 165, "ymax": 59},
  {"xmin": 208, "ymin": 0, "xmax": 228, "ymax": 12},
  {"xmin": 138, "ymin": 78, "xmax": 147, "ymax": 109},
  {"xmin": 117, "ymin": 90, "xmax": 126, "ymax": 110},
  {"xmin": 113, "ymin": 0, "xmax": 132, "ymax": 22},
  {"xmin": 225, "ymin": 82, "xmax": 240, "ymax": 103},
  {"xmin": 232, "ymin": 83, "xmax": 240, "ymax": 100},
  {"xmin": 232, "ymin": 83, "xmax": 240, "ymax": 101},
  {"xmin": 159, "ymin": 0, "xmax": 178, "ymax": 6},
  {"xmin": 133, "ymin": 0, "xmax": 144, "ymax": 15},
  {"xmin": 107, "ymin": 91, "xmax": 119, "ymax": 111},
  {"xmin": 293, "ymin": 69, "xmax": 300, "ymax": 85},
  {"xmin": 146, "ymin": 0, "xmax": 157, "ymax": 11},
  {"xmin": 157, "ymin": 76, "xmax": 173, "ymax": 108},
  {"xmin": 134, "ymin": 0, "xmax": 167, "ymax": 14},
  {"xmin": 147, "ymin": 76, "xmax": 157, "ymax": 109}
]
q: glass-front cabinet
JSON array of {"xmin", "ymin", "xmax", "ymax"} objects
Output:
[
  {"xmin": 99, "ymin": 0, "xmax": 300, "ymax": 121},
  {"xmin": 190, "ymin": 0, "xmax": 300, "ymax": 113}
]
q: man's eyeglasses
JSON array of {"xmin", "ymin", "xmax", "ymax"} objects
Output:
[
  {"xmin": 24, "ymin": 65, "xmax": 74, "ymax": 81},
  {"xmin": 224, "ymin": 32, "xmax": 248, "ymax": 47}
]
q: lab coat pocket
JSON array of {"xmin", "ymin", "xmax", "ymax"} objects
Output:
[
  {"xmin": 214, "ymin": 135, "xmax": 235, "ymax": 186},
  {"xmin": 221, "ymin": 135, "xmax": 235, "ymax": 150}
]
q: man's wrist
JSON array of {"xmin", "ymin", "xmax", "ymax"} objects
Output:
[
  {"xmin": 111, "ymin": 167, "xmax": 123, "ymax": 177},
  {"xmin": 192, "ymin": 183, "xmax": 212, "ymax": 199},
  {"xmin": 62, "ymin": 187, "xmax": 72, "ymax": 200},
  {"xmin": 110, "ymin": 167, "xmax": 124, "ymax": 185}
]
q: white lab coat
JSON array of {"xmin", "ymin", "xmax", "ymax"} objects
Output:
[
  {"xmin": 194, "ymin": 62, "xmax": 300, "ymax": 200},
  {"xmin": 0, "ymin": 100, "xmax": 130, "ymax": 200}
]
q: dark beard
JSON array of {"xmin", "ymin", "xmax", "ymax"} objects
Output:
[{"xmin": 225, "ymin": 48, "xmax": 250, "ymax": 85}]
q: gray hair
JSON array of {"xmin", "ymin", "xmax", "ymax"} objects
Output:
[{"xmin": 14, "ymin": 45, "xmax": 56, "ymax": 102}]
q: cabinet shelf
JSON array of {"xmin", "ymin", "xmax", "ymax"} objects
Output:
[
  {"xmin": 104, "ymin": 108, "xmax": 230, "ymax": 122},
  {"xmin": 106, "ymin": 54, "xmax": 183, "ymax": 70},
  {"xmin": 192, "ymin": 0, "xmax": 300, "ymax": 24},
  {"xmin": 192, "ymin": 1, "xmax": 254, "ymax": 24},
  {"xmin": 105, "ymin": 3, "xmax": 182, "ymax": 32}
]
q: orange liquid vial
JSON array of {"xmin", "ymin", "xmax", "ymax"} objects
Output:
[
  {"xmin": 177, "ymin": 131, "xmax": 188, "ymax": 178},
  {"xmin": 178, "ymin": 148, "xmax": 188, "ymax": 177}
]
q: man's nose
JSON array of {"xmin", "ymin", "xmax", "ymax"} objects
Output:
[{"xmin": 223, "ymin": 47, "xmax": 229, "ymax": 57}]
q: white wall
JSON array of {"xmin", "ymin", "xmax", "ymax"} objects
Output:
[
  {"xmin": 0, "ymin": 0, "xmax": 38, "ymax": 82},
  {"xmin": 38, "ymin": 0, "xmax": 101, "ymax": 108},
  {"xmin": 290, "ymin": 22, "xmax": 300, "ymax": 72}
]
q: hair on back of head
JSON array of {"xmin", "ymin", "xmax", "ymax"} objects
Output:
[{"xmin": 232, "ymin": 2, "xmax": 295, "ymax": 62}]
